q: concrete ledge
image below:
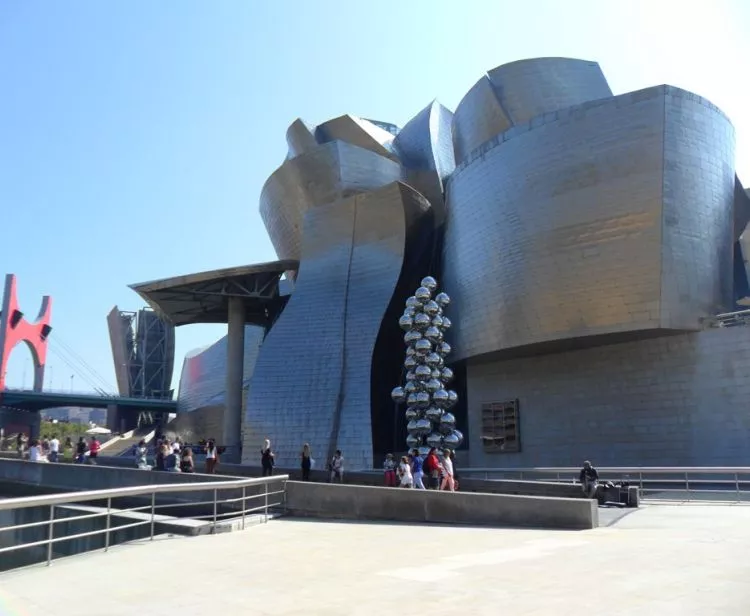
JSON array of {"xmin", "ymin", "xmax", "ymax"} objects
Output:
[{"xmin": 284, "ymin": 481, "xmax": 598, "ymax": 530}]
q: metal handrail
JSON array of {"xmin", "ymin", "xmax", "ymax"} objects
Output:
[
  {"xmin": 449, "ymin": 467, "xmax": 750, "ymax": 502},
  {"xmin": 0, "ymin": 474, "xmax": 289, "ymax": 568}
]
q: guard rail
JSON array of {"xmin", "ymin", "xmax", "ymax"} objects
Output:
[
  {"xmin": 455, "ymin": 467, "xmax": 750, "ymax": 502},
  {"xmin": 0, "ymin": 474, "xmax": 288, "ymax": 567}
]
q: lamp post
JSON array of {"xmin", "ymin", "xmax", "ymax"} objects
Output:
[{"xmin": 70, "ymin": 374, "xmax": 74, "ymax": 393}]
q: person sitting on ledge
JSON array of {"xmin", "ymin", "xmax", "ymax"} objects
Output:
[{"xmin": 579, "ymin": 460, "xmax": 599, "ymax": 499}]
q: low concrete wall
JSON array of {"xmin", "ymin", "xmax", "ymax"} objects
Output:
[{"xmin": 284, "ymin": 481, "xmax": 598, "ymax": 530}]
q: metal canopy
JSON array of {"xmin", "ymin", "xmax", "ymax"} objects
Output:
[{"xmin": 129, "ymin": 260, "xmax": 297, "ymax": 327}]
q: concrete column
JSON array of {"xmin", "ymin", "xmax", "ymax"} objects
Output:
[{"xmin": 223, "ymin": 297, "xmax": 245, "ymax": 462}]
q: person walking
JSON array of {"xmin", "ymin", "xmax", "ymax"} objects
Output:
[
  {"xmin": 410, "ymin": 449, "xmax": 425, "ymax": 489},
  {"xmin": 180, "ymin": 447, "xmax": 195, "ymax": 473},
  {"xmin": 300, "ymin": 443, "xmax": 313, "ymax": 481},
  {"xmin": 48, "ymin": 434, "xmax": 60, "ymax": 463},
  {"xmin": 383, "ymin": 453, "xmax": 397, "ymax": 487},
  {"xmin": 440, "ymin": 448, "xmax": 455, "ymax": 492},
  {"xmin": 329, "ymin": 450, "xmax": 344, "ymax": 483},
  {"xmin": 75, "ymin": 437, "xmax": 88, "ymax": 464},
  {"xmin": 398, "ymin": 455, "xmax": 413, "ymax": 488},
  {"xmin": 88, "ymin": 436, "xmax": 101, "ymax": 464},
  {"xmin": 424, "ymin": 447, "xmax": 441, "ymax": 490},
  {"xmin": 205, "ymin": 439, "xmax": 219, "ymax": 474},
  {"xmin": 261, "ymin": 439, "xmax": 275, "ymax": 476}
]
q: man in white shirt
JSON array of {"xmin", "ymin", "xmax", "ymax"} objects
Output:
[{"xmin": 49, "ymin": 435, "xmax": 60, "ymax": 463}]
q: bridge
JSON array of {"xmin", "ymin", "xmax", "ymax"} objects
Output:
[{"xmin": 0, "ymin": 388, "xmax": 177, "ymax": 413}]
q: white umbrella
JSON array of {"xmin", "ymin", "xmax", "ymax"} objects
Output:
[{"xmin": 85, "ymin": 426, "xmax": 112, "ymax": 435}]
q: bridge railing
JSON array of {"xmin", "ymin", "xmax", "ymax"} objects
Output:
[
  {"xmin": 454, "ymin": 467, "xmax": 750, "ymax": 502},
  {"xmin": 2, "ymin": 387, "xmax": 174, "ymax": 401},
  {"xmin": 0, "ymin": 474, "xmax": 288, "ymax": 568}
]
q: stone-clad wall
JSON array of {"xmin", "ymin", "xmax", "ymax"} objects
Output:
[{"xmin": 466, "ymin": 326, "xmax": 750, "ymax": 468}]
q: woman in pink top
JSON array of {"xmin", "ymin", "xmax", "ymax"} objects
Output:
[{"xmin": 89, "ymin": 437, "xmax": 101, "ymax": 464}]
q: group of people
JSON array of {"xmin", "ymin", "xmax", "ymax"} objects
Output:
[
  {"xmin": 21, "ymin": 434, "xmax": 101, "ymax": 464},
  {"xmin": 137, "ymin": 436, "xmax": 220, "ymax": 474},
  {"xmin": 384, "ymin": 447, "xmax": 457, "ymax": 491}
]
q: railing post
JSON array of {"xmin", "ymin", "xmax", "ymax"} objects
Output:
[
  {"xmin": 639, "ymin": 472, "xmax": 643, "ymax": 496},
  {"xmin": 685, "ymin": 472, "xmax": 690, "ymax": 502},
  {"xmin": 241, "ymin": 486, "xmax": 246, "ymax": 530},
  {"xmin": 150, "ymin": 492, "xmax": 155, "ymax": 541},
  {"xmin": 46, "ymin": 505, "xmax": 54, "ymax": 566},
  {"xmin": 736, "ymin": 473, "xmax": 741, "ymax": 502},
  {"xmin": 213, "ymin": 489, "xmax": 218, "ymax": 530},
  {"xmin": 519, "ymin": 471, "xmax": 524, "ymax": 480},
  {"xmin": 556, "ymin": 472, "xmax": 561, "ymax": 482},
  {"xmin": 264, "ymin": 482, "xmax": 269, "ymax": 523},
  {"xmin": 105, "ymin": 497, "xmax": 112, "ymax": 552}
]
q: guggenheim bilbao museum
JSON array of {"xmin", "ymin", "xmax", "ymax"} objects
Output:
[{"xmin": 131, "ymin": 57, "xmax": 750, "ymax": 470}]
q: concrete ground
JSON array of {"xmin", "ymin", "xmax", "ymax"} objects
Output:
[{"xmin": 1, "ymin": 504, "xmax": 749, "ymax": 615}]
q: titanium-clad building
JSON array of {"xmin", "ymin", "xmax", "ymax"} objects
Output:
[{"xmin": 136, "ymin": 57, "xmax": 750, "ymax": 470}]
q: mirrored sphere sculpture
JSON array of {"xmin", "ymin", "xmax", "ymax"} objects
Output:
[{"xmin": 394, "ymin": 278, "xmax": 463, "ymax": 451}]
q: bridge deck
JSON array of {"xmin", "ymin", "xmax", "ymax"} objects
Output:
[
  {"xmin": 1, "ymin": 504, "xmax": 748, "ymax": 615},
  {"xmin": 0, "ymin": 390, "xmax": 176, "ymax": 412}
]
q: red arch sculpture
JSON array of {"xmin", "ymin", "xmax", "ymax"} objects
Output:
[{"xmin": 0, "ymin": 274, "xmax": 52, "ymax": 392}]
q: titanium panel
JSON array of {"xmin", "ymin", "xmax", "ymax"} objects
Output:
[
  {"xmin": 394, "ymin": 101, "xmax": 455, "ymax": 223},
  {"xmin": 244, "ymin": 182, "xmax": 430, "ymax": 469},
  {"xmin": 443, "ymin": 85, "xmax": 735, "ymax": 361},
  {"xmin": 734, "ymin": 176, "xmax": 750, "ymax": 241},
  {"xmin": 176, "ymin": 325, "xmax": 264, "ymax": 413},
  {"xmin": 660, "ymin": 90, "xmax": 736, "ymax": 326},
  {"xmin": 486, "ymin": 57, "xmax": 611, "ymax": 125},
  {"xmin": 260, "ymin": 141, "xmax": 402, "ymax": 261},
  {"xmin": 106, "ymin": 307, "xmax": 133, "ymax": 396},
  {"xmin": 452, "ymin": 76, "xmax": 511, "ymax": 164},
  {"xmin": 315, "ymin": 115, "xmax": 399, "ymax": 161},
  {"xmin": 285, "ymin": 118, "xmax": 317, "ymax": 159}
]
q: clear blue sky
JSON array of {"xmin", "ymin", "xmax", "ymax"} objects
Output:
[{"xmin": 1, "ymin": 0, "xmax": 749, "ymax": 392}]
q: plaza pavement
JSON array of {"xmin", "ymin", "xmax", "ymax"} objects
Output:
[{"xmin": 1, "ymin": 504, "xmax": 749, "ymax": 615}]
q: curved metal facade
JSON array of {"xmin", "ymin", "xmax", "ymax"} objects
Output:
[
  {"xmin": 443, "ymin": 85, "xmax": 736, "ymax": 361},
  {"xmin": 452, "ymin": 58, "xmax": 610, "ymax": 164},
  {"xmin": 177, "ymin": 325, "xmax": 264, "ymax": 413},
  {"xmin": 260, "ymin": 141, "xmax": 402, "ymax": 262},
  {"xmin": 244, "ymin": 182, "xmax": 432, "ymax": 469}
]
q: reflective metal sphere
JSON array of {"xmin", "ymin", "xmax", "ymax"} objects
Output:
[
  {"xmin": 405, "ymin": 295, "xmax": 422, "ymax": 309},
  {"xmin": 433, "ymin": 389, "xmax": 449, "ymax": 407},
  {"xmin": 425, "ymin": 405, "xmax": 443, "ymax": 422},
  {"xmin": 406, "ymin": 393, "xmax": 419, "ymax": 406},
  {"xmin": 452, "ymin": 429, "xmax": 464, "ymax": 446},
  {"xmin": 390, "ymin": 386, "xmax": 405, "ymax": 404},
  {"xmin": 415, "ymin": 365, "xmax": 432, "ymax": 380},
  {"xmin": 404, "ymin": 381, "xmax": 417, "ymax": 394},
  {"xmin": 447, "ymin": 390, "xmax": 458, "ymax": 407},
  {"xmin": 414, "ymin": 418, "xmax": 432, "ymax": 435},
  {"xmin": 431, "ymin": 368, "xmax": 441, "ymax": 379},
  {"xmin": 403, "ymin": 306, "xmax": 416, "ymax": 317},
  {"xmin": 441, "ymin": 316, "xmax": 452, "ymax": 329},
  {"xmin": 440, "ymin": 412, "xmax": 456, "ymax": 429},
  {"xmin": 398, "ymin": 314, "xmax": 414, "ymax": 331},
  {"xmin": 424, "ymin": 326, "xmax": 442, "ymax": 342},
  {"xmin": 421, "ymin": 276, "xmax": 438, "ymax": 291},
  {"xmin": 406, "ymin": 434, "xmax": 420, "ymax": 448},
  {"xmin": 440, "ymin": 367, "xmax": 454, "ymax": 383},
  {"xmin": 404, "ymin": 330, "xmax": 422, "ymax": 344},
  {"xmin": 414, "ymin": 338, "xmax": 432, "ymax": 356},
  {"xmin": 418, "ymin": 446, "xmax": 431, "ymax": 457},
  {"xmin": 431, "ymin": 315, "xmax": 444, "ymax": 328},
  {"xmin": 435, "ymin": 292, "xmax": 451, "ymax": 307},
  {"xmin": 443, "ymin": 431, "xmax": 461, "ymax": 448},
  {"xmin": 438, "ymin": 341, "xmax": 452, "ymax": 356},
  {"xmin": 426, "ymin": 378, "xmax": 442, "ymax": 393},
  {"xmin": 406, "ymin": 345, "xmax": 416, "ymax": 357},
  {"xmin": 406, "ymin": 419, "xmax": 419, "ymax": 433},
  {"xmin": 405, "ymin": 407, "xmax": 419, "ymax": 421},
  {"xmin": 423, "ymin": 300, "xmax": 440, "ymax": 316},
  {"xmin": 415, "ymin": 392, "xmax": 431, "ymax": 407},
  {"xmin": 404, "ymin": 355, "xmax": 417, "ymax": 370},
  {"xmin": 406, "ymin": 370, "xmax": 416, "ymax": 382},
  {"xmin": 413, "ymin": 313, "xmax": 431, "ymax": 330},
  {"xmin": 426, "ymin": 432, "xmax": 443, "ymax": 448},
  {"xmin": 415, "ymin": 286, "xmax": 432, "ymax": 302},
  {"xmin": 425, "ymin": 352, "xmax": 442, "ymax": 367}
]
